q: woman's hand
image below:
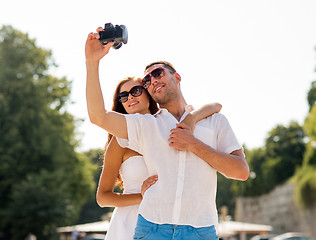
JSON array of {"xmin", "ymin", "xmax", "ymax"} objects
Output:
[
  {"xmin": 180, "ymin": 103, "xmax": 222, "ymax": 131},
  {"xmin": 141, "ymin": 175, "xmax": 158, "ymax": 197},
  {"xmin": 85, "ymin": 27, "xmax": 114, "ymax": 63},
  {"xmin": 180, "ymin": 113, "xmax": 195, "ymax": 131}
]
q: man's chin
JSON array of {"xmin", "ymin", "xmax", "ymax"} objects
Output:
[{"xmin": 154, "ymin": 98, "xmax": 167, "ymax": 105}]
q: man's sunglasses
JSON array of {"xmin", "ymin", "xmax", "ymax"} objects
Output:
[
  {"xmin": 118, "ymin": 85, "xmax": 144, "ymax": 103},
  {"xmin": 141, "ymin": 68, "xmax": 165, "ymax": 89}
]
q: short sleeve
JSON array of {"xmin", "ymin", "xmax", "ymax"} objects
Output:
[
  {"xmin": 116, "ymin": 113, "xmax": 144, "ymax": 154},
  {"xmin": 116, "ymin": 137, "xmax": 129, "ymax": 148},
  {"xmin": 216, "ymin": 114, "xmax": 242, "ymax": 154}
]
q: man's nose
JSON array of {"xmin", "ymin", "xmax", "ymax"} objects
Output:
[{"xmin": 151, "ymin": 77, "xmax": 159, "ymax": 86}]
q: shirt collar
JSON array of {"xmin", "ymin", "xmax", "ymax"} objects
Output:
[
  {"xmin": 153, "ymin": 105, "xmax": 195, "ymax": 119},
  {"xmin": 185, "ymin": 105, "xmax": 194, "ymax": 112}
]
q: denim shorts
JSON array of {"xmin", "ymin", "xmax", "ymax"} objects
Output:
[{"xmin": 133, "ymin": 215, "xmax": 219, "ymax": 240}]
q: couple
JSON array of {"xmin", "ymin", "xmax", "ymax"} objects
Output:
[{"xmin": 85, "ymin": 27, "xmax": 249, "ymax": 240}]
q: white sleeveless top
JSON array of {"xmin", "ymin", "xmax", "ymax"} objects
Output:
[{"xmin": 105, "ymin": 155, "xmax": 149, "ymax": 240}]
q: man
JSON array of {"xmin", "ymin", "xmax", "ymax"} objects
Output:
[{"xmin": 85, "ymin": 28, "xmax": 249, "ymax": 240}]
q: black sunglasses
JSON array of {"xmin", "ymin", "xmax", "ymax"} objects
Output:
[
  {"xmin": 118, "ymin": 85, "xmax": 144, "ymax": 103},
  {"xmin": 141, "ymin": 68, "xmax": 165, "ymax": 89}
]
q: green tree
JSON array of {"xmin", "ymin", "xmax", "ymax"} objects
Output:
[
  {"xmin": 263, "ymin": 122, "xmax": 305, "ymax": 189},
  {"xmin": 76, "ymin": 149, "xmax": 114, "ymax": 224},
  {"xmin": 216, "ymin": 174, "xmax": 235, "ymax": 218},
  {"xmin": 295, "ymin": 105, "xmax": 316, "ymax": 208},
  {"xmin": 241, "ymin": 147, "xmax": 268, "ymax": 196},
  {"xmin": 4, "ymin": 171, "xmax": 75, "ymax": 239},
  {"xmin": 294, "ymin": 45, "xmax": 316, "ymax": 207},
  {"xmin": 237, "ymin": 122, "xmax": 305, "ymax": 198},
  {"xmin": 307, "ymin": 81, "xmax": 316, "ymax": 111},
  {"xmin": 0, "ymin": 25, "xmax": 95, "ymax": 239},
  {"xmin": 303, "ymin": 105, "xmax": 316, "ymax": 165},
  {"xmin": 295, "ymin": 165, "xmax": 316, "ymax": 208}
]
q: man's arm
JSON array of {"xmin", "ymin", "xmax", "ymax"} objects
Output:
[
  {"xmin": 168, "ymin": 122, "xmax": 249, "ymax": 181},
  {"xmin": 191, "ymin": 141, "xmax": 249, "ymax": 181},
  {"xmin": 85, "ymin": 30, "xmax": 128, "ymax": 139}
]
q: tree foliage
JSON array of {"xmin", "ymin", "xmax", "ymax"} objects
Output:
[
  {"xmin": 76, "ymin": 149, "xmax": 114, "ymax": 224},
  {"xmin": 294, "ymin": 105, "xmax": 316, "ymax": 208},
  {"xmin": 233, "ymin": 122, "xmax": 305, "ymax": 200},
  {"xmin": 294, "ymin": 165, "xmax": 316, "ymax": 209},
  {"xmin": 307, "ymin": 81, "xmax": 316, "ymax": 111},
  {"xmin": 241, "ymin": 147, "xmax": 269, "ymax": 196},
  {"xmin": 216, "ymin": 173, "xmax": 236, "ymax": 218},
  {"xmin": 0, "ymin": 25, "xmax": 95, "ymax": 239},
  {"xmin": 303, "ymin": 105, "xmax": 316, "ymax": 165},
  {"xmin": 264, "ymin": 122, "xmax": 305, "ymax": 186}
]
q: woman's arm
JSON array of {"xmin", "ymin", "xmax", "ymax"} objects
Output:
[
  {"xmin": 96, "ymin": 137, "xmax": 142, "ymax": 207},
  {"xmin": 85, "ymin": 30, "xmax": 128, "ymax": 139},
  {"xmin": 96, "ymin": 138, "xmax": 158, "ymax": 207},
  {"xmin": 181, "ymin": 102, "xmax": 222, "ymax": 130}
]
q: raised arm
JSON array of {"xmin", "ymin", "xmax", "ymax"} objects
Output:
[
  {"xmin": 85, "ymin": 29, "xmax": 127, "ymax": 139},
  {"xmin": 181, "ymin": 102, "xmax": 222, "ymax": 130}
]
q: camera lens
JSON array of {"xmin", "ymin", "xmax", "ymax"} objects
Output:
[{"xmin": 113, "ymin": 42, "xmax": 123, "ymax": 49}]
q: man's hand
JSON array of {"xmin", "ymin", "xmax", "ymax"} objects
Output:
[
  {"xmin": 168, "ymin": 122, "xmax": 200, "ymax": 151},
  {"xmin": 85, "ymin": 27, "xmax": 114, "ymax": 63}
]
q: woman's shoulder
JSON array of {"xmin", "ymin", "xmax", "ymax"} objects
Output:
[{"xmin": 122, "ymin": 148, "xmax": 142, "ymax": 162}]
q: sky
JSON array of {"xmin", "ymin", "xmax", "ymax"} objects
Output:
[{"xmin": 1, "ymin": 0, "xmax": 316, "ymax": 152}]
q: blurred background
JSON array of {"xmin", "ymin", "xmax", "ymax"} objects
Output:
[{"xmin": 1, "ymin": 0, "xmax": 316, "ymax": 239}]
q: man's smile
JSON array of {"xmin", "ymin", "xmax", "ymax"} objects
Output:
[{"xmin": 154, "ymin": 84, "xmax": 164, "ymax": 93}]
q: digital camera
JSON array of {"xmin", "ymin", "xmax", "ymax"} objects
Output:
[{"xmin": 99, "ymin": 23, "xmax": 128, "ymax": 49}]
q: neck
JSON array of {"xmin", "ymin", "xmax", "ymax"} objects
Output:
[
  {"xmin": 139, "ymin": 109, "xmax": 151, "ymax": 115},
  {"xmin": 160, "ymin": 96, "xmax": 187, "ymax": 121}
]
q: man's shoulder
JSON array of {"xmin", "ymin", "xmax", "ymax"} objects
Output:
[
  {"xmin": 205, "ymin": 112, "xmax": 227, "ymax": 121},
  {"xmin": 196, "ymin": 112, "xmax": 228, "ymax": 129}
]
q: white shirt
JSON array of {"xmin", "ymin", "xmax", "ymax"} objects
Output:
[{"xmin": 117, "ymin": 106, "xmax": 241, "ymax": 227}]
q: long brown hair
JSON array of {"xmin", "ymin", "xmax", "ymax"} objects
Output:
[{"xmin": 105, "ymin": 77, "xmax": 159, "ymax": 188}]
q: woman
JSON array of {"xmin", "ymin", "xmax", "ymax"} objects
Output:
[{"xmin": 96, "ymin": 76, "xmax": 222, "ymax": 240}]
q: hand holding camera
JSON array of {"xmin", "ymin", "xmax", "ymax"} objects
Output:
[
  {"xmin": 98, "ymin": 23, "xmax": 128, "ymax": 49},
  {"xmin": 85, "ymin": 23, "xmax": 128, "ymax": 63}
]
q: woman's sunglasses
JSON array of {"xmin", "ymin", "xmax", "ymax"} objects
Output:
[
  {"xmin": 118, "ymin": 85, "xmax": 144, "ymax": 103},
  {"xmin": 141, "ymin": 68, "xmax": 165, "ymax": 89}
]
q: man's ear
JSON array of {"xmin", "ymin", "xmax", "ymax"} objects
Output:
[{"xmin": 174, "ymin": 73, "xmax": 181, "ymax": 84}]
